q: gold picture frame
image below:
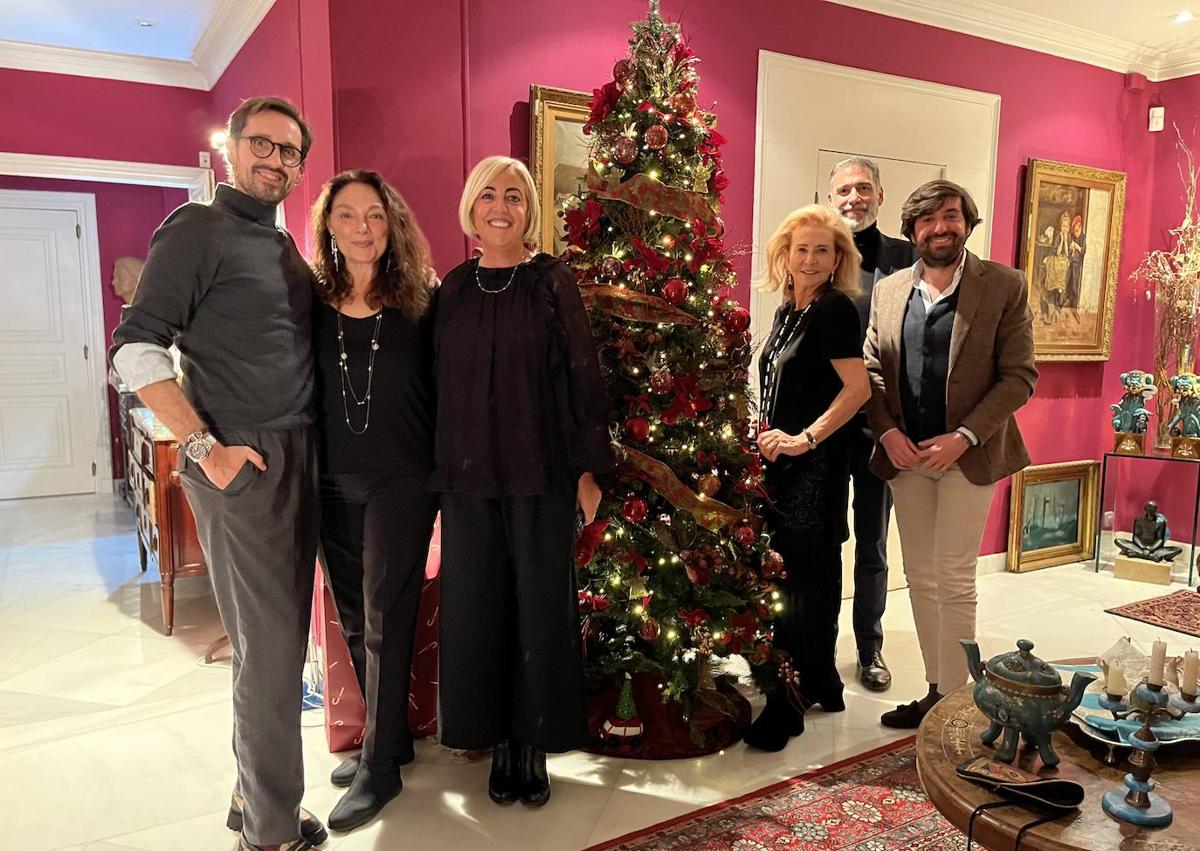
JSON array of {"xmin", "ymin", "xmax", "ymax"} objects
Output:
[
  {"xmin": 529, "ymin": 84, "xmax": 592, "ymax": 256},
  {"xmin": 1007, "ymin": 460, "xmax": 1100, "ymax": 573},
  {"xmin": 1020, "ymin": 158, "xmax": 1126, "ymax": 361}
]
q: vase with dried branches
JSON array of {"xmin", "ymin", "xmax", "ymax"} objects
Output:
[{"xmin": 1132, "ymin": 128, "xmax": 1200, "ymax": 447}]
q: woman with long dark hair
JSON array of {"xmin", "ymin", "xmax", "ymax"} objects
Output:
[{"xmin": 310, "ymin": 169, "xmax": 438, "ymax": 831}]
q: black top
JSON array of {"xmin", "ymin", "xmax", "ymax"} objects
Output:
[
  {"xmin": 313, "ymin": 301, "xmax": 435, "ymax": 476},
  {"xmin": 429, "ymin": 253, "xmax": 614, "ymax": 496},
  {"xmin": 758, "ymin": 289, "xmax": 862, "ymax": 449},
  {"xmin": 110, "ymin": 183, "xmax": 315, "ymax": 431},
  {"xmin": 851, "ymin": 222, "xmax": 918, "ymax": 345}
]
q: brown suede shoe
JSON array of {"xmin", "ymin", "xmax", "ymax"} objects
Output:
[{"xmin": 227, "ymin": 791, "xmax": 327, "ymax": 846}]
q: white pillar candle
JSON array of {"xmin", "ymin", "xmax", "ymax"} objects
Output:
[
  {"xmin": 1183, "ymin": 650, "xmax": 1199, "ymax": 695},
  {"xmin": 1149, "ymin": 640, "xmax": 1167, "ymax": 686},
  {"xmin": 1107, "ymin": 663, "xmax": 1127, "ymax": 696}
]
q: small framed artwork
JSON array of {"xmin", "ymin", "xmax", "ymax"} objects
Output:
[
  {"xmin": 529, "ymin": 84, "xmax": 592, "ymax": 256},
  {"xmin": 1019, "ymin": 158, "xmax": 1126, "ymax": 361},
  {"xmin": 1007, "ymin": 460, "xmax": 1100, "ymax": 573}
]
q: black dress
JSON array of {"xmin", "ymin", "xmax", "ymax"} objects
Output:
[
  {"xmin": 431, "ymin": 253, "xmax": 613, "ymax": 752},
  {"xmin": 758, "ymin": 288, "xmax": 862, "ymax": 701},
  {"xmin": 313, "ymin": 300, "xmax": 439, "ymax": 772}
]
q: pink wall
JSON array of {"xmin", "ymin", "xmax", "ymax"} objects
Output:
[
  {"xmin": 0, "ymin": 176, "xmax": 188, "ymax": 476},
  {"xmin": 331, "ymin": 0, "xmax": 1185, "ymax": 553}
]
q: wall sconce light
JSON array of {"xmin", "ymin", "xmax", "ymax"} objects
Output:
[{"xmin": 209, "ymin": 130, "xmax": 228, "ymax": 149}]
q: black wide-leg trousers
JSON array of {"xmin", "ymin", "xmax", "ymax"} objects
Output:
[
  {"xmin": 318, "ymin": 472, "xmax": 439, "ymax": 770},
  {"xmin": 438, "ymin": 490, "xmax": 588, "ymax": 753}
]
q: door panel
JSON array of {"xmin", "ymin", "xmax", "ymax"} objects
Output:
[{"xmin": 0, "ymin": 206, "xmax": 95, "ymax": 498}]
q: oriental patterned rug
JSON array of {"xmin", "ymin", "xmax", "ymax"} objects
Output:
[
  {"xmin": 584, "ymin": 737, "xmax": 973, "ymax": 850},
  {"xmin": 1106, "ymin": 589, "xmax": 1200, "ymax": 638}
]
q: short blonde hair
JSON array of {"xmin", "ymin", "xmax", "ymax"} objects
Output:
[
  {"xmin": 756, "ymin": 204, "xmax": 861, "ymax": 300},
  {"xmin": 458, "ymin": 156, "xmax": 541, "ymax": 251}
]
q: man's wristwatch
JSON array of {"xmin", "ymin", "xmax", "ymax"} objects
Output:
[{"xmin": 183, "ymin": 430, "xmax": 217, "ymax": 462}]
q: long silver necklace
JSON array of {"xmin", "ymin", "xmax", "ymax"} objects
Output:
[
  {"xmin": 335, "ymin": 310, "xmax": 382, "ymax": 435},
  {"xmin": 475, "ymin": 257, "xmax": 527, "ymax": 293},
  {"xmin": 761, "ymin": 301, "xmax": 812, "ymax": 424}
]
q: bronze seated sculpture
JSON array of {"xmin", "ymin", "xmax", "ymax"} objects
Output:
[{"xmin": 1114, "ymin": 501, "xmax": 1182, "ymax": 563}]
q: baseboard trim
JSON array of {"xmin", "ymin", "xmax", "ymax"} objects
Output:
[{"xmin": 977, "ymin": 552, "xmax": 1008, "ymax": 575}]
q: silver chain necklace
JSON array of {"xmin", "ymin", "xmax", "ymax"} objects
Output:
[
  {"xmin": 475, "ymin": 258, "xmax": 527, "ymax": 294},
  {"xmin": 335, "ymin": 310, "xmax": 382, "ymax": 435}
]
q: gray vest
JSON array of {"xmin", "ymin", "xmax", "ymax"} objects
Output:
[{"xmin": 899, "ymin": 287, "xmax": 957, "ymax": 443}]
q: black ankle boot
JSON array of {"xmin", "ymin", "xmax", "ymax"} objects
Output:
[
  {"xmin": 327, "ymin": 763, "xmax": 402, "ymax": 832},
  {"xmin": 518, "ymin": 742, "xmax": 551, "ymax": 807},
  {"xmin": 488, "ymin": 740, "xmax": 519, "ymax": 805},
  {"xmin": 744, "ymin": 692, "xmax": 805, "ymax": 752}
]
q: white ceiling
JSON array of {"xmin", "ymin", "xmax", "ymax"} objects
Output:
[
  {"xmin": 826, "ymin": 0, "xmax": 1200, "ymax": 80},
  {"xmin": 0, "ymin": 0, "xmax": 274, "ymax": 90}
]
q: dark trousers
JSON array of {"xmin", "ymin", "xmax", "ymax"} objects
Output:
[
  {"xmin": 318, "ymin": 472, "xmax": 439, "ymax": 770},
  {"xmin": 179, "ymin": 426, "xmax": 318, "ymax": 846},
  {"xmin": 438, "ymin": 490, "xmax": 587, "ymax": 752},
  {"xmin": 770, "ymin": 524, "xmax": 844, "ymax": 696},
  {"xmin": 848, "ymin": 425, "xmax": 891, "ymax": 658}
]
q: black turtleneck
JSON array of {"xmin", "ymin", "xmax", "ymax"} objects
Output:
[
  {"xmin": 853, "ymin": 222, "xmax": 881, "ymax": 273},
  {"xmin": 111, "ymin": 183, "xmax": 316, "ymax": 431}
]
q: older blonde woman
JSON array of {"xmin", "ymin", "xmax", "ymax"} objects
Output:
[
  {"xmin": 429, "ymin": 156, "xmax": 613, "ymax": 806},
  {"xmin": 746, "ymin": 204, "xmax": 871, "ymax": 752}
]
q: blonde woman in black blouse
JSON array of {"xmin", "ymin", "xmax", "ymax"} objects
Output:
[{"xmin": 430, "ymin": 156, "xmax": 613, "ymax": 807}]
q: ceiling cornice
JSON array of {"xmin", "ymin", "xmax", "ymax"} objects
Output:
[
  {"xmin": 0, "ymin": 0, "xmax": 275, "ymax": 91},
  {"xmin": 823, "ymin": 0, "xmax": 1200, "ymax": 82}
]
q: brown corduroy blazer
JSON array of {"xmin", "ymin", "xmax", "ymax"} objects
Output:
[{"xmin": 862, "ymin": 251, "xmax": 1037, "ymax": 485}]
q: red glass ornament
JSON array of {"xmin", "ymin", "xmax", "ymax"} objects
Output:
[
  {"xmin": 661, "ymin": 278, "xmax": 688, "ymax": 305},
  {"xmin": 649, "ymin": 368, "xmax": 673, "ymax": 394},
  {"xmin": 639, "ymin": 618, "xmax": 661, "ymax": 641},
  {"xmin": 614, "ymin": 137, "xmax": 638, "ymax": 164},
  {"xmin": 733, "ymin": 524, "xmax": 756, "ymax": 546},
  {"xmin": 762, "ymin": 550, "xmax": 785, "ymax": 577},
  {"xmin": 621, "ymin": 496, "xmax": 649, "ymax": 524},
  {"xmin": 724, "ymin": 306, "xmax": 751, "ymax": 333},
  {"xmin": 613, "ymin": 59, "xmax": 635, "ymax": 87},
  {"xmin": 625, "ymin": 417, "xmax": 650, "ymax": 443},
  {"xmin": 668, "ymin": 91, "xmax": 695, "ymax": 116},
  {"xmin": 644, "ymin": 124, "xmax": 669, "ymax": 150}
]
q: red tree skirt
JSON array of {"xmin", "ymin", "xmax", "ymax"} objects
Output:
[{"xmin": 585, "ymin": 671, "xmax": 751, "ymax": 759}]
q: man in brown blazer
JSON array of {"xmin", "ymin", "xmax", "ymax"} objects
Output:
[{"xmin": 863, "ymin": 179, "xmax": 1037, "ymax": 729}]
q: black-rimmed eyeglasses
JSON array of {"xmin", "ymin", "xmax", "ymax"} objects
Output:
[{"xmin": 240, "ymin": 134, "xmax": 304, "ymax": 167}]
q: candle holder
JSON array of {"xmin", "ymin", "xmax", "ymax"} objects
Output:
[{"xmin": 1101, "ymin": 681, "xmax": 1180, "ymax": 827}]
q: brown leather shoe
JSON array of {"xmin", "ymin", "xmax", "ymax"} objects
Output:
[
  {"xmin": 857, "ymin": 652, "xmax": 893, "ymax": 692},
  {"xmin": 227, "ymin": 791, "xmax": 327, "ymax": 846}
]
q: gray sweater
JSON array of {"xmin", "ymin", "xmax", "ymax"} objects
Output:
[{"xmin": 110, "ymin": 184, "xmax": 315, "ymax": 431}]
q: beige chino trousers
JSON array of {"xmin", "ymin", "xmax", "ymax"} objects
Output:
[{"xmin": 888, "ymin": 465, "xmax": 996, "ymax": 693}]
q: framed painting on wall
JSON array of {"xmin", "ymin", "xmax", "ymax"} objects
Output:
[
  {"xmin": 529, "ymin": 84, "xmax": 592, "ymax": 257},
  {"xmin": 1007, "ymin": 460, "xmax": 1100, "ymax": 573},
  {"xmin": 1019, "ymin": 158, "xmax": 1126, "ymax": 361}
]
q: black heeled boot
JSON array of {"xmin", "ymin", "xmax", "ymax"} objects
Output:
[
  {"xmin": 517, "ymin": 742, "xmax": 551, "ymax": 807},
  {"xmin": 488, "ymin": 740, "xmax": 519, "ymax": 805},
  {"xmin": 744, "ymin": 691, "xmax": 805, "ymax": 752}
]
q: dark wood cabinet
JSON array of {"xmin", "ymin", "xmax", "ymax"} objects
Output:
[{"xmin": 127, "ymin": 408, "xmax": 207, "ymax": 635}]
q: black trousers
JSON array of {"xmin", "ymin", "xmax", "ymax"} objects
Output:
[
  {"xmin": 318, "ymin": 472, "xmax": 439, "ymax": 770},
  {"xmin": 848, "ymin": 425, "xmax": 891, "ymax": 658},
  {"xmin": 770, "ymin": 524, "xmax": 844, "ymax": 696},
  {"xmin": 438, "ymin": 490, "xmax": 587, "ymax": 752}
]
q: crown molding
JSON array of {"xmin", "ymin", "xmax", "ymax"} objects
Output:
[
  {"xmin": 0, "ymin": 39, "xmax": 209, "ymax": 89},
  {"xmin": 822, "ymin": 0, "xmax": 1200, "ymax": 81},
  {"xmin": 0, "ymin": 152, "xmax": 214, "ymax": 200},
  {"xmin": 192, "ymin": 0, "xmax": 276, "ymax": 88}
]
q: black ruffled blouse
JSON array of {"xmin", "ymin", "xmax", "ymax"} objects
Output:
[{"xmin": 428, "ymin": 253, "xmax": 614, "ymax": 496}]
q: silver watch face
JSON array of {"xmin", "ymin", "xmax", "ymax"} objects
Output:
[{"xmin": 185, "ymin": 433, "xmax": 215, "ymax": 462}]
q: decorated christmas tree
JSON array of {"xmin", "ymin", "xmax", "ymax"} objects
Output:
[{"xmin": 565, "ymin": 0, "xmax": 789, "ymax": 755}]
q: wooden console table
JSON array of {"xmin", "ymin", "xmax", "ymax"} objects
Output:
[
  {"xmin": 916, "ymin": 681, "xmax": 1199, "ymax": 850},
  {"xmin": 127, "ymin": 408, "xmax": 207, "ymax": 635}
]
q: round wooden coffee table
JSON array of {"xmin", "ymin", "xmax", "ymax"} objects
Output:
[{"xmin": 916, "ymin": 683, "xmax": 1200, "ymax": 851}]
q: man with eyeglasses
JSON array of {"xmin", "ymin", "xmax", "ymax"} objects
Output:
[{"xmin": 111, "ymin": 97, "xmax": 325, "ymax": 851}]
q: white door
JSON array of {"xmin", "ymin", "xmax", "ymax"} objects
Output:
[{"xmin": 0, "ymin": 204, "xmax": 97, "ymax": 498}]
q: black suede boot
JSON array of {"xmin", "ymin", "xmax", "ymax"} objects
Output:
[
  {"xmin": 744, "ymin": 692, "xmax": 805, "ymax": 751},
  {"xmin": 518, "ymin": 742, "xmax": 551, "ymax": 807},
  {"xmin": 488, "ymin": 740, "xmax": 519, "ymax": 805},
  {"xmin": 327, "ymin": 763, "xmax": 403, "ymax": 833}
]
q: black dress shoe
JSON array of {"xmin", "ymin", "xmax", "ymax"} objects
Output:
[
  {"xmin": 857, "ymin": 652, "xmax": 892, "ymax": 692},
  {"xmin": 800, "ymin": 684, "xmax": 845, "ymax": 713},
  {"xmin": 488, "ymin": 739, "xmax": 519, "ymax": 805},
  {"xmin": 330, "ymin": 754, "xmax": 360, "ymax": 788},
  {"xmin": 328, "ymin": 764, "xmax": 403, "ymax": 833},
  {"xmin": 226, "ymin": 791, "xmax": 328, "ymax": 845},
  {"xmin": 518, "ymin": 742, "xmax": 551, "ymax": 807},
  {"xmin": 744, "ymin": 693, "xmax": 805, "ymax": 751}
]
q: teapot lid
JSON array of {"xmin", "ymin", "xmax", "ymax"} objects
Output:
[{"xmin": 984, "ymin": 639, "xmax": 1063, "ymax": 695}]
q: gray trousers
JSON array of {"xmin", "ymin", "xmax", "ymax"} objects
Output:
[{"xmin": 180, "ymin": 426, "xmax": 318, "ymax": 846}]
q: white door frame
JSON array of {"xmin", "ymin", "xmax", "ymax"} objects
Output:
[{"xmin": 0, "ymin": 153, "xmax": 214, "ymax": 496}]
